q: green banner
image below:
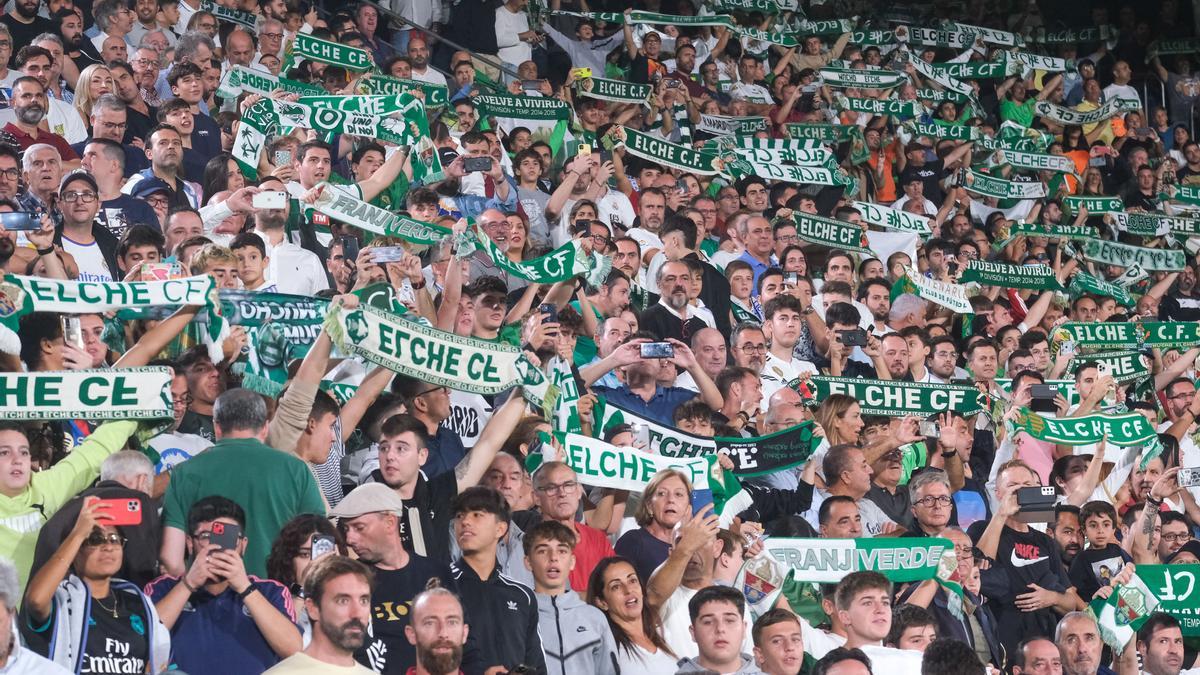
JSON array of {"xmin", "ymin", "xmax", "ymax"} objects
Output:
[
  {"xmin": 1064, "ymin": 195, "xmax": 1124, "ymax": 215},
  {"xmin": 217, "ymin": 290, "xmax": 329, "ymax": 358},
  {"xmin": 358, "ymin": 74, "xmax": 449, "ymax": 108},
  {"xmin": 927, "ymin": 58, "xmax": 1020, "ymax": 80},
  {"xmin": 1000, "ymin": 149, "xmax": 1078, "ymax": 175},
  {"xmin": 960, "ymin": 168, "xmax": 1047, "ymax": 199},
  {"xmin": 1053, "ymin": 322, "xmax": 1200, "ymax": 350},
  {"xmin": 892, "ymin": 267, "xmax": 973, "ymax": 314},
  {"xmin": 201, "ymin": 0, "xmax": 255, "ymax": 28},
  {"xmin": 839, "ymin": 96, "xmax": 924, "ymax": 117},
  {"xmin": 959, "ymin": 260, "xmax": 1064, "ymax": 290},
  {"xmin": 795, "ymin": 376, "xmax": 988, "ymax": 416},
  {"xmin": 597, "ymin": 397, "xmax": 717, "ymax": 458},
  {"xmin": 852, "ymin": 200, "xmax": 932, "ymax": 234},
  {"xmin": 696, "ymin": 114, "xmax": 770, "ymax": 137},
  {"xmin": 1068, "ymin": 350, "xmax": 1152, "ymax": 384},
  {"xmin": 715, "ymin": 422, "xmax": 817, "ymax": 477},
  {"xmin": 287, "ymin": 32, "xmax": 373, "ymax": 72},
  {"xmin": 791, "ymin": 212, "xmax": 872, "ymax": 255},
  {"xmin": 784, "ymin": 123, "xmax": 869, "ymax": 164},
  {"xmin": 1070, "ymin": 271, "xmax": 1135, "ymax": 308},
  {"xmin": 218, "ymin": 65, "xmax": 325, "ymax": 99},
  {"xmin": 819, "ymin": 66, "xmax": 908, "ymax": 89},
  {"xmin": 475, "ymin": 93, "xmax": 572, "ymax": 120},
  {"xmin": 307, "ymin": 182, "xmax": 452, "ymax": 247},
  {"xmin": 1011, "ymin": 407, "xmax": 1157, "ymax": 446},
  {"xmin": 616, "ymin": 125, "xmax": 721, "ymax": 175},
  {"xmin": 460, "ymin": 225, "xmax": 608, "ymax": 285},
  {"xmin": 576, "ymin": 76, "xmax": 651, "ymax": 104},
  {"xmin": 0, "ymin": 368, "xmax": 172, "ymax": 420},
  {"xmin": 1034, "ymin": 96, "xmax": 1141, "ymax": 126},
  {"xmin": 993, "ymin": 220, "xmax": 1095, "ymax": 249}
]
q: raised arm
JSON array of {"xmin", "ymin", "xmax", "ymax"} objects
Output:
[
  {"xmin": 114, "ymin": 305, "xmax": 201, "ymax": 367},
  {"xmin": 454, "ymin": 393, "xmax": 529, "ymax": 491},
  {"xmin": 357, "ymin": 146, "xmax": 409, "ymax": 203},
  {"xmin": 646, "ymin": 506, "xmax": 719, "ymax": 609}
]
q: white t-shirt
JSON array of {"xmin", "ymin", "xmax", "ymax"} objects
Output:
[
  {"xmin": 613, "ymin": 643, "xmax": 679, "ymax": 674},
  {"xmin": 760, "ymin": 352, "xmax": 818, "ymax": 411},
  {"xmin": 256, "ymin": 232, "xmax": 330, "ymax": 296},
  {"xmin": 61, "ymin": 235, "xmax": 113, "ymax": 282},
  {"xmin": 147, "ymin": 432, "xmax": 213, "ymax": 474},
  {"xmin": 659, "ymin": 585, "xmax": 754, "ymax": 660},
  {"xmin": 410, "ymin": 66, "xmax": 448, "ymax": 87},
  {"xmin": 495, "ymin": 5, "xmax": 531, "ymax": 65},
  {"xmin": 0, "ymin": 97, "xmax": 88, "ymax": 143},
  {"xmin": 857, "ymin": 645, "xmax": 924, "ymax": 675},
  {"xmin": 447, "ymin": 390, "xmax": 494, "ymax": 449}
]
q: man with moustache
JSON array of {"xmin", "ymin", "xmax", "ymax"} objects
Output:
[
  {"xmin": 1, "ymin": 77, "xmax": 77, "ymax": 159},
  {"xmin": 640, "ymin": 260, "xmax": 709, "ymax": 343},
  {"xmin": 265, "ymin": 556, "xmax": 375, "ymax": 674},
  {"xmin": 405, "ymin": 588, "xmax": 471, "ymax": 675},
  {"xmin": 1048, "ymin": 505, "xmax": 1084, "ymax": 569},
  {"xmin": 0, "ymin": 0, "xmax": 54, "ymax": 61}
]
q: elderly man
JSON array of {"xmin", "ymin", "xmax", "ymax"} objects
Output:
[
  {"xmin": 71, "ymin": 94, "xmax": 150, "ymax": 176},
  {"xmin": 1056, "ymin": 611, "xmax": 1121, "ymax": 675},
  {"xmin": 90, "ymin": 0, "xmax": 135, "ymax": 53},
  {"xmin": 18, "ymin": 143, "xmax": 64, "ymax": 212},
  {"xmin": 529, "ymin": 461, "xmax": 614, "ymax": 591},
  {"xmin": 676, "ymin": 327, "xmax": 726, "ymax": 392}
]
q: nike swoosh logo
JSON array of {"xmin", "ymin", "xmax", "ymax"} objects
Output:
[{"xmin": 1011, "ymin": 551, "xmax": 1049, "ymax": 568}]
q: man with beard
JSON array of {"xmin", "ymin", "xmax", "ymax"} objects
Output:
[
  {"xmin": 858, "ymin": 279, "xmax": 892, "ymax": 335},
  {"xmin": 407, "ymin": 36, "xmax": 446, "ymax": 87},
  {"xmin": 0, "ymin": 0, "xmax": 54, "ymax": 65},
  {"xmin": 250, "ymin": 177, "xmax": 327, "ymax": 295},
  {"xmin": 1048, "ymin": 505, "xmax": 1084, "ymax": 569},
  {"xmin": 640, "ymin": 259, "xmax": 708, "ymax": 343},
  {"xmin": 122, "ymin": 124, "xmax": 198, "ymax": 209},
  {"xmin": 406, "ymin": 588, "xmax": 471, "ymax": 675},
  {"xmin": 3, "ymin": 47, "xmax": 86, "ymax": 143},
  {"xmin": 1136, "ymin": 613, "xmax": 1187, "ymax": 675},
  {"xmin": 330, "ymin": 483, "xmax": 456, "ymax": 675},
  {"xmin": 128, "ymin": 0, "xmax": 166, "ymax": 46},
  {"xmin": 571, "ymin": 269, "xmax": 632, "ymax": 364},
  {"xmin": 265, "ymin": 556, "xmax": 375, "ymax": 674},
  {"xmin": 731, "ymin": 323, "xmax": 768, "ymax": 375},
  {"xmin": 1, "ymin": 77, "xmax": 77, "ymax": 160},
  {"xmin": 1159, "ymin": 263, "xmax": 1200, "ymax": 321}
]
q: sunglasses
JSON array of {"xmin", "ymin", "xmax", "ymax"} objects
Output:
[{"xmin": 85, "ymin": 531, "xmax": 126, "ymax": 548}]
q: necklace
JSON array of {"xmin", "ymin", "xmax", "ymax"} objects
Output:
[{"xmin": 94, "ymin": 594, "xmax": 119, "ymax": 619}]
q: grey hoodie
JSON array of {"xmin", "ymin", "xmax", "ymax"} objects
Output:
[
  {"xmin": 675, "ymin": 654, "xmax": 767, "ymax": 675},
  {"xmin": 535, "ymin": 590, "xmax": 619, "ymax": 675}
]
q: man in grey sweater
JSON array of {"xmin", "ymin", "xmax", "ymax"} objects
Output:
[
  {"xmin": 676, "ymin": 586, "xmax": 766, "ymax": 675},
  {"xmin": 524, "ymin": 520, "xmax": 617, "ymax": 675}
]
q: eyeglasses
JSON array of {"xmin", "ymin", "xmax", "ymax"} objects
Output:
[
  {"xmin": 0, "ymin": 168, "xmax": 18, "ymax": 179},
  {"xmin": 536, "ymin": 480, "xmax": 579, "ymax": 495},
  {"xmin": 736, "ymin": 343, "xmax": 767, "ymax": 353},
  {"xmin": 1161, "ymin": 533, "xmax": 1191, "ymax": 543},
  {"xmin": 414, "ymin": 386, "xmax": 444, "ymax": 397},
  {"xmin": 145, "ymin": 195, "xmax": 169, "ymax": 206},
  {"xmin": 1169, "ymin": 391, "xmax": 1195, "ymax": 400},
  {"xmin": 590, "ymin": 234, "xmax": 612, "ymax": 249},
  {"xmin": 261, "ymin": 32, "xmax": 283, "ymax": 39},
  {"xmin": 61, "ymin": 191, "xmax": 97, "ymax": 203},
  {"xmin": 915, "ymin": 495, "xmax": 953, "ymax": 508},
  {"xmin": 172, "ymin": 393, "xmax": 194, "ymax": 408},
  {"xmin": 84, "ymin": 531, "xmax": 126, "ymax": 547}
]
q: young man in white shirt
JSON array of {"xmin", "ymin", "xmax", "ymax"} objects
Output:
[
  {"xmin": 759, "ymin": 294, "xmax": 818, "ymax": 411},
  {"xmin": 834, "ymin": 572, "xmax": 924, "ymax": 674}
]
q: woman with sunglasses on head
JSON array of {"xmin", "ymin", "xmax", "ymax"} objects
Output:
[{"xmin": 22, "ymin": 499, "xmax": 171, "ymax": 674}]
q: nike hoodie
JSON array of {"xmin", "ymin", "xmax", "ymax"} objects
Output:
[{"xmin": 534, "ymin": 590, "xmax": 619, "ymax": 675}]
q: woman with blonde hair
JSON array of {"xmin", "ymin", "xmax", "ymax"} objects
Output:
[
  {"xmin": 815, "ymin": 393, "xmax": 865, "ymax": 446},
  {"xmin": 614, "ymin": 468, "xmax": 693, "ymax": 581},
  {"xmin": 74, "ymin": 64, "xmax": 114, "ymax": 127}
]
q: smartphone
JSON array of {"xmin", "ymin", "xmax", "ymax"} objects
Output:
[
  {"xmin": 521, "ymin": 79, "xmax": 543, "ymax": 91},
  {"xmin": 311, "ymin": 534, "xmax": 337, "ymax": 560},
  {"xmin": 838, "ymin": 328, "xmax": 868, "ymax": 347},
  {"xmin": 1096, "ymin": 361, "xmax": 1111, "ymax": 378},
  {"xmin": 572, "ymin": 67, "xmax": 592, "ymax": 79},
  {"xmin": 1030, "ymin": 384, "xmax": 1058, "ymax": 412},
  {"xmin": 62, "ymin": 316, "xmax": 83, "ymax": 350},
  {"xmin": 640, "ymin": 342, "xmax": 675, "ymax": 359},
  {"xmin": 208, "ymin": 521, "xmax": 242, "ymax": 550},
  {"xmin": 252, "ymin": 191, "xmax": 287, "ymax": 209},
  {"xmin": 89, "ymin": 497, "xmax": 143, "ymax": 526},
  {"xmin": 273, "ymin": 149, "xmax": 292, "ymax": 166},
  {"xmin": 1179, "ymin": 467, "xmax": 1200, "ymax": 488},
  {"xmin": 630, "ymin": 422, "xmax": 650, "ymax": 449},
  {"xmin": 919, "ymin": 420, "xmax": 939, "ymax": 438},
  {"xmin": 783, "ymin": 272, "xmax": 798, "ymax": 286},
  {"xmin": 0, "ymin": 211, "xmax": 39, "ymax": 231},
  {"xmin": 1135, "ymin": 127, "xmax": 1153, "ymax": 137},
  {"xmin": 140, "ymin": 262, "xmax": 183, "ymax": 281},
  {"xmin": 538, "ymin": 302, "xmax": 558, "ymax": 323},
  {"xmin": 691, "ymin": 488, "xmax": 714, "ymax": 515},
  {"xmin": 1015, "ymin": 485, "xmax": 1058, "ymax": 523},
  {"xmin": 340, "ymin": 235, "xmax": 360, "ymax": 263},
  {"xmin": 675, "ymin": 177, "xmax": 689, "ymax": 195},
  {"xmin": 463, "ymin": 156, "xmax": 493, "ymax": 173},
  {"xmin": 599, "ymin": 149, "xmax": 613, "ymax": 165},
  {"xmin": 1088, "ymin": 157, "xmax": 1106, "ymax": 167},
  {"xmin": 370, "ymin": 246, "xmax": 407, "ymax": 263},
  {"xmin": 578, "ymin": 144, "xmax": 592, "ymax": 156},
  {"xmin": 666, "ymin": 78, "xmax": 682, "ymax": 89},
  {"xmin": 1059, "ymin": 339, "xmax": 1077, "ymax": 356}
]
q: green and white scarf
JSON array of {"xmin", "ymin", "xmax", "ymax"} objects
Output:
[
  {"xmin": 1064, "ymin": 195, "xmax": 1124, "ymax": 214},
  {"xmin": 791, "ymin": 212, "xmax": 872, "ymax": 255},
  {"xmin": 702, "ymin": 136, "xmax": 823, "ymax": 153},
  {"xmin": 715, "ymin": 422, "xmax": 819, "ymax": 477},
  {"xmin": 839, "ymin": 96, "xmax": 924, "ymax": 117},
  {"xmin": 960, "ymin": 168, "xmax": 1047, "ymax": 199},
  {"xmin": 4, "ymin": 274, "xmax": 215, "ymax": 314},
  {"xmin": 997, "ymin": 378, "xmax": 1079, "ymax": 406},
  {"xmin": 943, "ymin": 21, "xmax": 1024, "ymax": 47},
  {"xmin": 901, "ymin": 25, "xmax": 973, "ymax": 48},
  {"xmin": 907, "ymin": 53, "xmax": 976, "ymax": 100},
  {"xmin": 726, "ymin": 160, "xmax": 857, "ymax": 193},
  {"xmin": 1081, "ymin": 238, "xmax": 1186, "ymax": 272},
  {"xmin": 458, "ymin": 225, "xmax": 610, "ymax": 286},
  {"xmin": 852, "ymin": 200, "xmax": 932, "ymax": 234},
  {"xmin": 905, "ymin": 120, "xmax": 982, "ymax": 143},
  {"xmin": 359, "ymin": 74, "xmax": 450, "ymax": 107},
  {"xmin": 1053, "ymin": 321, "xmax": 1200, "ymax": 350},
  {"xmin": 696, "ymin": 114, "xmax": 770, "ymax": 137},
  {"xmin": 892, "ymin": 266, "xmax": 973, "ymax": 314},
  {"xmin": 992, "ymin": 220, "xmax": 1094, "ymax": 249},
  {"xmin": 596, "ymin": 397, "xmax": 716, "ymax": 458},
  {"xmin": 286, "ymin": 32, "xmax": 374, "ymax": 72},
  {"xmin": 615, "ymin": 126, "xmax": 721, "ymax": 175},
  {"xmin": 722, "ymin": 145, "xmax": 835, "ymax": 167},
  {"xmin": 551, "ymin": 9, "xmax": 797, "ymax": 46},
  {"xmin": 1010, "ymin": 407, "xmax": 1157, "ymax": 446},
  {"xmin": 296, "ymin": 94, "xmax": 418, "ymax": 115},
  {"xmin": 1163, "ymin": 184, "xmax": 1200, "ymax": 207},
  {"xmin": 711, "ymin": 0, "xmax": 788, "ymax": 15},
  {"xmin": 576, "ymin": 76, "xmax": 651, "ymax": 104},
  {"xmin": 217, "ymin": 290, "xmax": 329, "ymax": 358},
  {"xmin": 795, "ymin": 376, "xmax": 988, "ymax": 416},
  {"xmin": 1069, "ymin": 271, "xmax": 1134, "ymax": 307},
  {"xmin": 1008, "ymin": 51, "xmax": 1075, "ymax": 73},
  {"xmin": 1110, "ymin": 212, "xmax": 1200, "ymax": 239},
  {"xmin": 324, "ymin": 302, "xmax": 545, "ymax": 395},
  {"xmin": 959, "ymin": 260, "xmax": 1065, "ymax": 290},
  {"xmin": 926, "ymin": 58, "xmax": 1020, "ymax": 80},
  {"xmin": 306, "ymin": 182, "xmax": 452, "ymax": 247},
  {"xmin": 1147, "ymin": 38, "xmax": 1200, "ymax": 62},
  {"xmin": 764, "ymin": 537, "xmax": 954, "ymax": 583},
  {"xmin": 784, "ymin": 123, "xmax": 870, "ymax": 164},
  {"xmin": 0, "ymin": 368, "xmax": 173, "ymax": 421},
  {"xmin": 1034, "ymin": 97, "xmax": 1141, "ymax": 126},
  {"xmin": 914, "ymin": 87, "xmax": 971, "ymax": 104},
  {"xmin": 819, "ymin": 66, "xmax": 908, "ymax": 89},
  {"xmin": 1069, "ymin": 350, "xmax": 1152, "ymax": 383},
  {"xmin": 1000, "ymin": 149, "xmax": 1077, "ymax": 175},
  {"xmin": 1091, "ymin": 565, "xmax": 1200, "ymax": 650},
  {"xmin": 1027, "ymin": 25, "xmax": 1115, "ymax": 45},
  {"xmin": 217, "ymin": 65, "xmax": 325, "ymax": 99},
  {"xmin": 201, "ymin": 0, "xmax": 255, "ymax": 29}
]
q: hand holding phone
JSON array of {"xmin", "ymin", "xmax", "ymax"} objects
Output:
[
  {"xmin": 640, "ymin": 342, "xmax": 675, "ymax": 359},
  {"xmin": 463, "ymin": 156, "xmax": 493, "ymax": 173},
  {"xmin": 252, "ymin": 191, "xmax": 287, "ymax": 209},
  {"xmin": 208, "ymin": 522, "xmax": 242, "ymax": 551},
  {"xmin": 89, "ymin": 497, "xmax": 143, "ymax": 526}
]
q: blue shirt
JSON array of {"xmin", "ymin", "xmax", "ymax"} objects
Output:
[
  {"xmin": 591, "ymin": 385, "xmax": 697, "ymax": 426},
  {"xmin": 423, "ymin": 424, "xmax": 468, "ymax": 479},
  {"xmin": 145, "ymin": 575, "xmax": 298, "ymax": 675},
  {"xmin": 737, "ymin": 250, "xmax": 773, "ymax": 294}
]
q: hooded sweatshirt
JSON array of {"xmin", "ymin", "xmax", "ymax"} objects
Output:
[
  {"xmin": 675, "ymin": 653, "xmax": 767, "ymax": 674},
  {"xmin": 535, "ymin": 590, "xmax": 618, "ymax": 675}
]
